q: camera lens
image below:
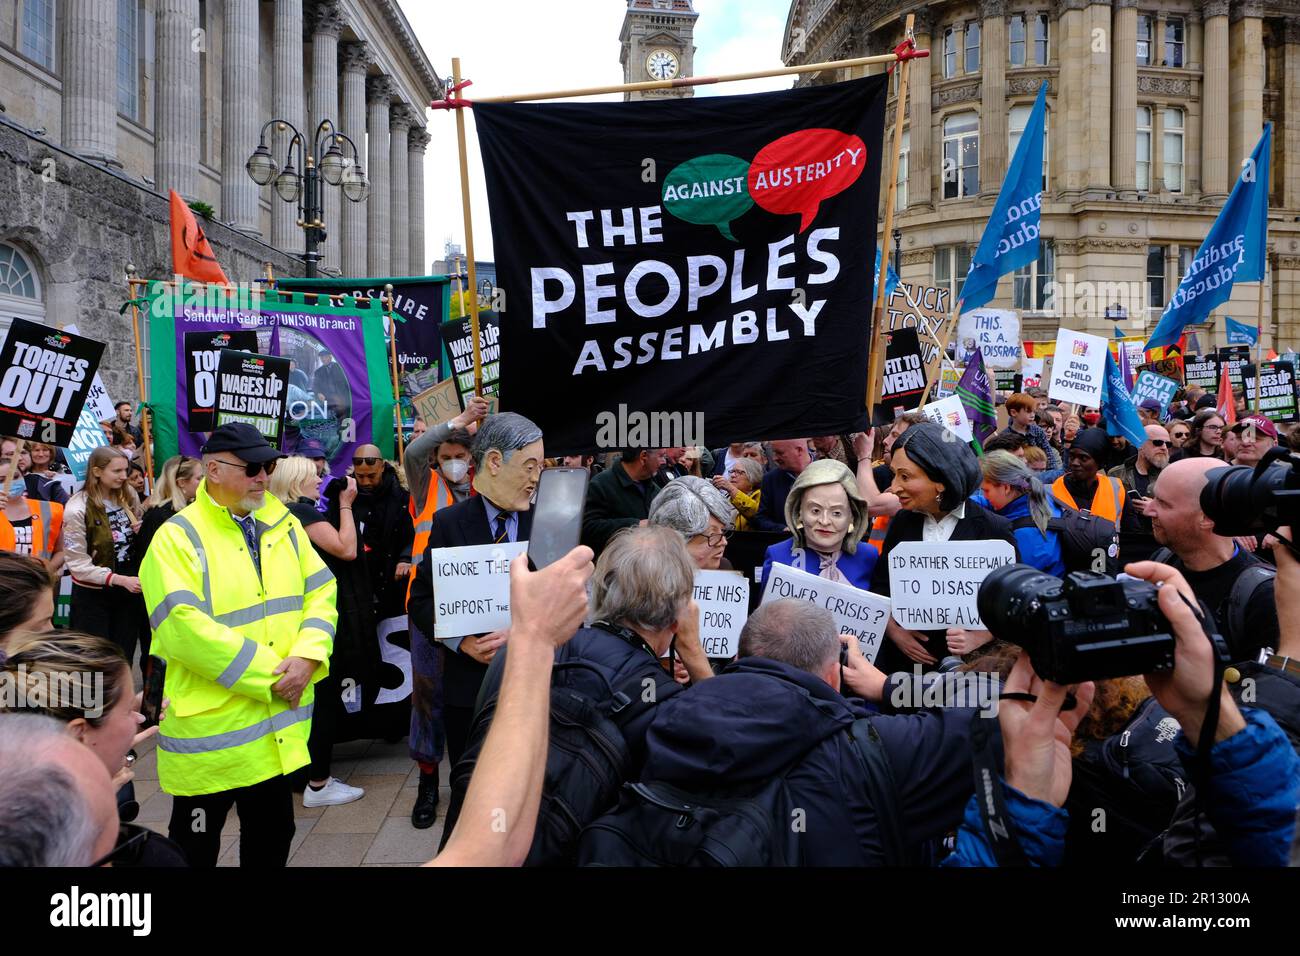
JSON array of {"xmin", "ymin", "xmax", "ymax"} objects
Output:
[
  {"xmin": 977, "ymin": 564, "xmax": 1062, "ymax": 638},
  {"xmin": 1201, "ymin": 461, "xmax": 1291, "ymax": 537}
]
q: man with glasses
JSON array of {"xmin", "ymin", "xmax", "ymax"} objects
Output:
[
  {"xmin": 139, "ymin": 422, "xmax": 338, "ymax": 867},
  {"xmin": 1109, "ymin": 424, "xmax": 1171, "ymax": 561}
]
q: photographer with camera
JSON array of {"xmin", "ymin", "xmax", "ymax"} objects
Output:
[{"xmin": 1148, "ymin": 458, "xmax": 1278, "ymax": 661}]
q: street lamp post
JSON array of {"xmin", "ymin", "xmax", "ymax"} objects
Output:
[
  {"xmin": 892, "ymin": 228, "xmax": 902, "ymax": 278},
  {"xmin": 246, "ymin": 118, "xmax": 369, "ymax": 277}
]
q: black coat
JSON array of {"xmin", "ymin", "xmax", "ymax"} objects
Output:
[
  {"xmin": 869, "ymin": 502, "xmax": 1018, "ymax": 673},
  {"xmin": 580, "ymin": 463, "xmax": 662, "ymax": 555},
  {"xmin": 641, "ymin": 657, "xmax": 986, "ymax": 865},
  {"xmin": 409, "ymin": 495, "xmax": 533, "ymax": 708},
  {"xmin": 331, "ymin": 466, "xmax": 413, "ymax": 619}
]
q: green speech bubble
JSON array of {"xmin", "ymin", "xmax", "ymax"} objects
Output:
[{"xmin": 662, "ymin": 153, "xmax": 753, "ymax": 242}]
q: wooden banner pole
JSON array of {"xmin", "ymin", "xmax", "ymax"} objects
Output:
[
  {"xmin": 1254, "ymin": 273, "xmax": 1267, "ymax": 414},
  {"xmin": 916, "ymin": 296, "xmax": 963, "ymax": 408},
  {"xmin": 451, "ymin": 58, "xmax": 484, "ymax": 398},
  {"xmin": 384, "ymin": 285, "xmax": 405, "ymax": 463},
  {"xmin": 127, "ymin": 272, "xmax": 154, "ymax": 490},
  {"xmin": 866, "ymin": 14, "xmax": 916, "ymax": 417}
]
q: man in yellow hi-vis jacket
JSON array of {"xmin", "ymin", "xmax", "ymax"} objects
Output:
[{"xmin": 140, "ymin": 423, "xmax": 337, "ymax": 867}]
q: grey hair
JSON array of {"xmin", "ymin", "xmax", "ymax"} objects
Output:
[
  {"xmin": 730, "ymin": 457, "xmax": 764, "ymax": 489},
  {"xmin": 590, "ymin": 525, "xmax": 695, "ymax": 632},
  {"xmin": 648, "ymin": 476, "xmax": 738, "ymax": 537},
  {"xmin": 0, "ymin": 714, "xmax": 99, "ymax": 866},
  {"xmin": 470, "ymin": 412, "xmax": 543, "ymax": 471},
  {"xmin": 783, "ymin": 458, "xmax": 869, "ymax": 553},
  {"xmin": 981, "ymin": 450, "xmax": 1053, "ymax": 536},
  {"xmin": 738, "ymin": 599, "xmax": 839, "ymax": 676}
]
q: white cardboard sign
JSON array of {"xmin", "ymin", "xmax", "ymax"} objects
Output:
[
  {"xmin": 1021, "ymin": 357, "xmax": 1045, "ymax": 389},
  {"xmin": 429, "ymin": 541, "xmax": 527, "ymax": 639},
  {"xmin": 760, "ymin": 561, "xmax": 891, "ymax": 662},
  {"xmin": 922, "ymin": 395, "xmax": 974, "ymax": 443},
  {"xmin": 1046, "ymin": 328, "xmax": 1108, "ymax": 406},
  {"xmin": 693, "ymin": 570, "xmax": 749, "ymax": 658},
  {"xmin": 64, "ymin": 325, "xmax": 115, "ymax": 421},
  {"xmin": 956, "ymin": 309, "xmax": 1022, "ymax": 370},
  {"xmin": 887, "ymin": 540, "xmax": 1017, "ymax": 630}
]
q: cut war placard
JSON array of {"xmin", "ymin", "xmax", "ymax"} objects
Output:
[
  {"xmin": 213, "ymin": 349, "xmax": 291, "ymax": 446},
  {"xmin": 0, "ymin": 318, "xmax": 105, "ymax": 447},
  {"xmin": 185, "ymin": 329, "xmax": 260, "ymax": 432},
  {"xmin": 956, "ymin": 309, "xmax": 1021, "ymax": 370},
  {"xmin": 887, "ymin": 540, "xmax": 1016, "ymax": 630},
  {"xmin": 1047, "ymin": 328, "xmax": 1108, "ymax": 406},
  {"xmin": 693, "ymin": 570, "xmax": 750, "ymax": 658},
  {"xmin": 1131, "ymin": 370, "xmax": 1180, "ymax": 416},
  {"xmin": 429, "ymin": 541, "xmax": 527, "ymax": 639},
  {"xmin": 1242, "ymin": 362, "xmax": 1299, "ymax": 422},
  {"xmin": 760, "ymin": 561, "xmax": 891, "ymax": 662}
]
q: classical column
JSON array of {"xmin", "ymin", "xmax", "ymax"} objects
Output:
[
  {"xmin": 1229, "ymin": 1, "xmax": 1264, "ymax": 181},
  {"xmin": 1083, "ymin": 2, "xmax": 1112, "ymax": 195},
  {"xmin": 272, "ymin": 0, "xmax": 306, "ymax": 252},
  {"xmin": 979, "ymin": 0, "xmax": 1008, "ymax": 197},
  {"xmin": 1286, "ymin": 21, "xmax": 1300, "ymax": 207},
  {"xmin": 1111, "ymin": 0, "xmax": 1138, "ymax": 196},
  {"xmin": 308, "ymin": 1, "xmax": 344, "ymax": 272},
  {"xmin": 367, "ymin": 76, "xmax": 396, "ymax": 278},
  {"xmin": 908, "ymin": 7, "xmax": 933, "ymax": 209},
  {"xmin": 1201, "ymin": 1, "xmax": 1230, "ymax": 199},
  {"xmin": 154, "ymin": 0, "xmax": 200, "ymax": 198},
  {"xmin": 389, "ymin": 105, "xmax": 413, "ymax": 276},
  {"xmin": 61, "ymin": 0, "xmax": 117, "ymax": 163},
  {"xmin": 221, "ymin": 0, "xmax": 260, "ymax": 233},
  {"xmin": 339, "ymin": 42, "xmax": 370, "ymax": 277},
  {"xmin": 409, "ymin": 128, "xmax": 429, "ymax": 275}
]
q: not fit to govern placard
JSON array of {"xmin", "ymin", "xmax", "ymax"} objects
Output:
[
  {"xmin": 693, "ymin": 570, "xmax": 749, "ymax": 658},
  {"xmin": 213, "ymin": 349, "xmax": 291, "ymax": 446},
  {"xmin": 887, "ymin": 540, "xmax": 1016, "ymax": 630},
  {"xmin": 760, "ymin": 561, "xmax": 891, "ymax": 662},
  {"xmin": 429, "ymin": 541, "xmax": 527, "ymax": 639},
  {"xmin": 1047, "ymin": 329, "xmax": 1108, "ymax": 406}
]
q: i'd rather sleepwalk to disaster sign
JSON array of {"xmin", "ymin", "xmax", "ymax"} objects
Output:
[{"xmin": 474, "ymin": 75, "xmax": 887, "ymax": 453}]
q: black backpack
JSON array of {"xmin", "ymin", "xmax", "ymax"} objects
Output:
[
  {"xmin": 1149, "ymin": 547, "xmax": 1276, "ymax": 649},
  {"xmin": 576, "ymin": 717, "xmax": 905, "ymax": 867},
  {"xmin": 1011, "ymin": 503, "xmax": 1119, "ymax": 574},
  {"xmin": 440, "ymin": 654, "xmax": 682, "ymax": 867}
]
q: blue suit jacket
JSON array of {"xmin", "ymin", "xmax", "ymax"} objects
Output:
[{"xmin": 761, "ymin": 535, "xmax": 878, "ymax": 592}]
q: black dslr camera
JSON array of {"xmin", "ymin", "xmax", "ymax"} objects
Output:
[
  {"xmin": 1201, "ymin": 446, "xmax": 1300, "ymax": 537},
  {"xmin": 977, "ymin": 565, "xmax": 1178, "ymax": 684}
]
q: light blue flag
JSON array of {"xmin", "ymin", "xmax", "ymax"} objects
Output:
[
  {"xmin": 873, "ymin": 247, "xmax": 900, "ymax": 305},
  {"xmin": 1145, "ymin": 124, "xmax": 1271, "ymax": 351},
  {"xmin": 1224, "ymin": 315, "xmax": 1259, "ymax": 346},
  {"xmin": 958, "ymin": 83, "xmax": 1046, "ymax": 311},
  {"xmin": 1101, "ymin": 351, "xmax": 1148, "ymax": 448}
]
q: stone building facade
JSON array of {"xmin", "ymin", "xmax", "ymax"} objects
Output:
[
  {"xmin": 0, "ymin": 0, "xmax": 440, "ymax": 402},
  {"xmin": 782, "ymin": 0, "xmax": 1300, "ymax": 352},
  {"xmin": 620, "ymin": 0, "xmax": 697, "ymax": 100}
]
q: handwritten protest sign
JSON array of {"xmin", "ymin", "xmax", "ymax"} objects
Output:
[
  {"xmin": 887, "ymin": 540, "xmax": 1016, "ymax": 630},
  {"xmin": 957, "ymin": 309, "xmax": 1021, "ymax": 370},
  {"xmin": 428, "ymin": 541, "xmax": 527, "ymax": 638},
  {"xmin": 412, "ymin": 377, "xmax": 461, "ymax": 427},
  {"xmin": 693, "ymin": 570, "xmax": 749, "ymax": 658},
  {"xmin": 761, "ymin": 561, "xmax": 891, "ymax": 662}
]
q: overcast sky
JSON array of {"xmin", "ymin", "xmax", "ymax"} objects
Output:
[{"xmin": 404, "ymin": 0, "xmax": 794, "ymax": 266}]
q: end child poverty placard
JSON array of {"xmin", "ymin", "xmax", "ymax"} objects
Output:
[
  {"xmin": 0, "ymin": 319, "xmax": 105, "ymax": 448},
  {"xmin": 887, "ymin": 540, "xmax": 1016, "ymax": 630},
  {"xmin": 1047, "ymin": 329, "xmax": 1108, "ymax": 407},
  {"xmin": 213, "ymin": 349, "xmax": 291, "ymax": 446}
]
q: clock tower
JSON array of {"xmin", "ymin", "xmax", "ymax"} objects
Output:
[{"xmin": 619, "ymin": 0, "xmax": 698, "ymax": 101}]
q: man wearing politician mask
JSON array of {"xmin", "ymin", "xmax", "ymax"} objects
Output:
[{"xmin": 408, "ymin": 414, "xmax": 544, "ymax": 790}]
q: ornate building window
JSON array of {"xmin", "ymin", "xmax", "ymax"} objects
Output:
[
  {"xmin": 117, "ymin": 0, "xmax": 140, "ymax": 121},
  {"xmin": 1164, "ymin": 17, "xmax": 1184, "ymax": 68},
  {"xmin": 20, "ymin": 0, "xmax": 55, "ymax": 70},
  {"xmin": 1009, "ymin": 14, "xmax": 1026, "ymax": 67},
  {"xmin": 965, "ymin": 20, "xmax": 980, "ymax": 74},
  {"xmin": 0, "ymin": 243, "xmax": 45, "ymax": 339},
  {"xmin": 1147, "ymin": 245, "xmax": 1167, "ymax": 310},
  {"xmin": 1032, "ymin": 14, "xmax": 1048, "ymax": 66},
  {"xmin": 943, "ymin": 111, "xmax": 980, "ymax": 199},
  {"xmin": 1163, "ymin": 107, "xmax": 1184, "ymax": 193},
  {"xmin": 1137, "ymin": 106, "xmax": 1152, "ymax": 191},
  {"xmin": 1009, "ymin": 103, "xmax": 1049, "ymax": 190},
  {"xmin": 944, "ymin": 25, "xmax": 959, "ymax": 78},
  {"xmin": 1014, "ymin": 241, "xmax": 1055, "ymax": 311},
  {"xmin": 1137, "ymin": 14, "xmax": 1154, "ymax": 65},
  {"xmin": 935, "ymin": 246, "xmax": 973, "ymax": 301}
]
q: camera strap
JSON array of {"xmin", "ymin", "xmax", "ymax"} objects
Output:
[{"xmin": 968, "ymin": 716, "xmax": 1029, "ymax": 867}]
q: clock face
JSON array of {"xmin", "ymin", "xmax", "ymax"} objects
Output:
[{"xmin": 646, "ymin": 48, "xmax": 680, "ymax": 80}]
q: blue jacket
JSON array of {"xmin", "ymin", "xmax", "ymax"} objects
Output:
[
  {"xmin": 761, "ymin": 535, "xmax": 877, "ymax": 591},
  {"xmin": 946, "ymin": 707, "xmax": 1299, "ymax": 867},
  {"xmin": 992, "ymin": 493, "xmax": 1066, "ymax": 577}
]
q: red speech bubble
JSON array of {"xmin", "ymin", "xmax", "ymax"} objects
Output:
[{"xmin": 747, "ymin": 128, "xmax": 868, "ymax": 233}]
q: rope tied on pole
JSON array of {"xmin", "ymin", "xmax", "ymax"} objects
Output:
[{"xmin": 430, "ymin": 79, "xmax": 474, "ymax": 111}]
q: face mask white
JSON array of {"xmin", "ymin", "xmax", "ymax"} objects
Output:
[{"xmin": 441, "ymin": 459, "xmax": 469, "ymax": 483}]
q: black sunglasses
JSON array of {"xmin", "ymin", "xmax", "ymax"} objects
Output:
[
  {"xmin": 212, "ymin": 457, "xmax": 277, "ymax": 478},
  {"xmin": 1148, "ymin": 439, "xmax": 1170, "ymax": 447},
  {"xmin": 352, "ymin": 456, "xmax": 382, "ymax": 467}
]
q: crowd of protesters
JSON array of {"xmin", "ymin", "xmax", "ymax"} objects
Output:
[{"xmin": 1, "ymin": 377, "xmax": 1299, "ymax": 871}]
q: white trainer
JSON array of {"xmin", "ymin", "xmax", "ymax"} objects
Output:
[{"xmin": 302, "ymin": 777, "xmax": 365, "ymax": 808}]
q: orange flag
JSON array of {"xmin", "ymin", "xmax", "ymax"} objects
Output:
[
  {"xmin": 1216, "ymin": 359, "xmax": 1237, "ymax": 426},
  {"xmin": 169, "ymin": 190, "xmax": 229, "ymax": 285}
]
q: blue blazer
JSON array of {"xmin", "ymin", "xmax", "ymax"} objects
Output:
[{"xmin": 761, "ymin": 536, "xmax": 878, "ymax": 592}]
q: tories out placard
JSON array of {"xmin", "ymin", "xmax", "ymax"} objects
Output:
[
  {"xmin": 474, "ymin": 76, "xmax": 887, "ymax": 453},
  {"xmin": 213, "ymin": 349, "xmax": 291, "ymax": 446},
  {"xmin": 1243, "ymin": 362, "xmax": 1300, "ymax": 422},
  {"xmin": 0, "ymin": 319, "xmax": 105, "ymax": 447},
  {"xmin": 185, "ymin": 329, "xmax": 260, "ymax": 432}
]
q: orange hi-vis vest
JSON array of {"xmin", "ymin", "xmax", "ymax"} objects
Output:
[
  {"xmin": 1051, "ymin": 474, "xmax": 1125, "ymax": 524},
  {"xmin": 865, "ymin": 514, "xmax": 891, "ymax": 555},
  {"xmin": 0, "ymin": 498, "xmax": 63, "ymax": 560},
  {"xmin": 407, "ymin": 470, "xmax": 457, "ymax": 607}
]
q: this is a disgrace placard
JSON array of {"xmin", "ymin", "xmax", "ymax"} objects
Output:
[
  {"xmin": 693, "ymin": 570, "xmax": 750, "ymax": 658},
  {"xmin": 428, "ymin": 541, "xmax": 527, "ymax": 638},
  {"xmin": 887, "ymin": 540, "xmax": 1016, "ymax": 630},
  {"xmin": 760, "ymin": 561, "xmax": 891, "ymax": 662}
]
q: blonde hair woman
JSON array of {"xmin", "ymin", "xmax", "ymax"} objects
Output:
[
  {"xmin": 63, "ymin": 446, "xmax": 145, "ymax": 664},
  {"xmin": 760, "ymin": 459, "xmax": 875, "ymax": 590}
]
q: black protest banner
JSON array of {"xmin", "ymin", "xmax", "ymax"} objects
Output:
[
  {"xmin": 440, "ymin": 310, "xmax": 500, "ymax": 408},
  {"xmin": 0, "ymin": 319, "xmax": 105, "ymax": 447},
  {"xmin": 1184, "ymin": 354, "xmax": 1219, "ymax": 390},
  {"xmin": 185, "ymin": 330, "xmax": 259, "ymax": 432},
  {"xmin": 994, "ymin": 368, "xmax": 1022, "ymax": 393},
  {"xmin": 1243, "ymin": 362, "xmax": 1300, "ymax": 422},
  {"xmin": 474, "ymin": 75, "xmax": 887, "ymax": 453},
  {"xmin": 1218, "ymin": 345, "xmax": 1252, "ymax": 392},
  {"xmin": 214, "ymin": 349, "xmax": 291, "ymax": 446},
  {"xmin": 877, "ymin": 327, "xmax": 926, "ymax": 421}
]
